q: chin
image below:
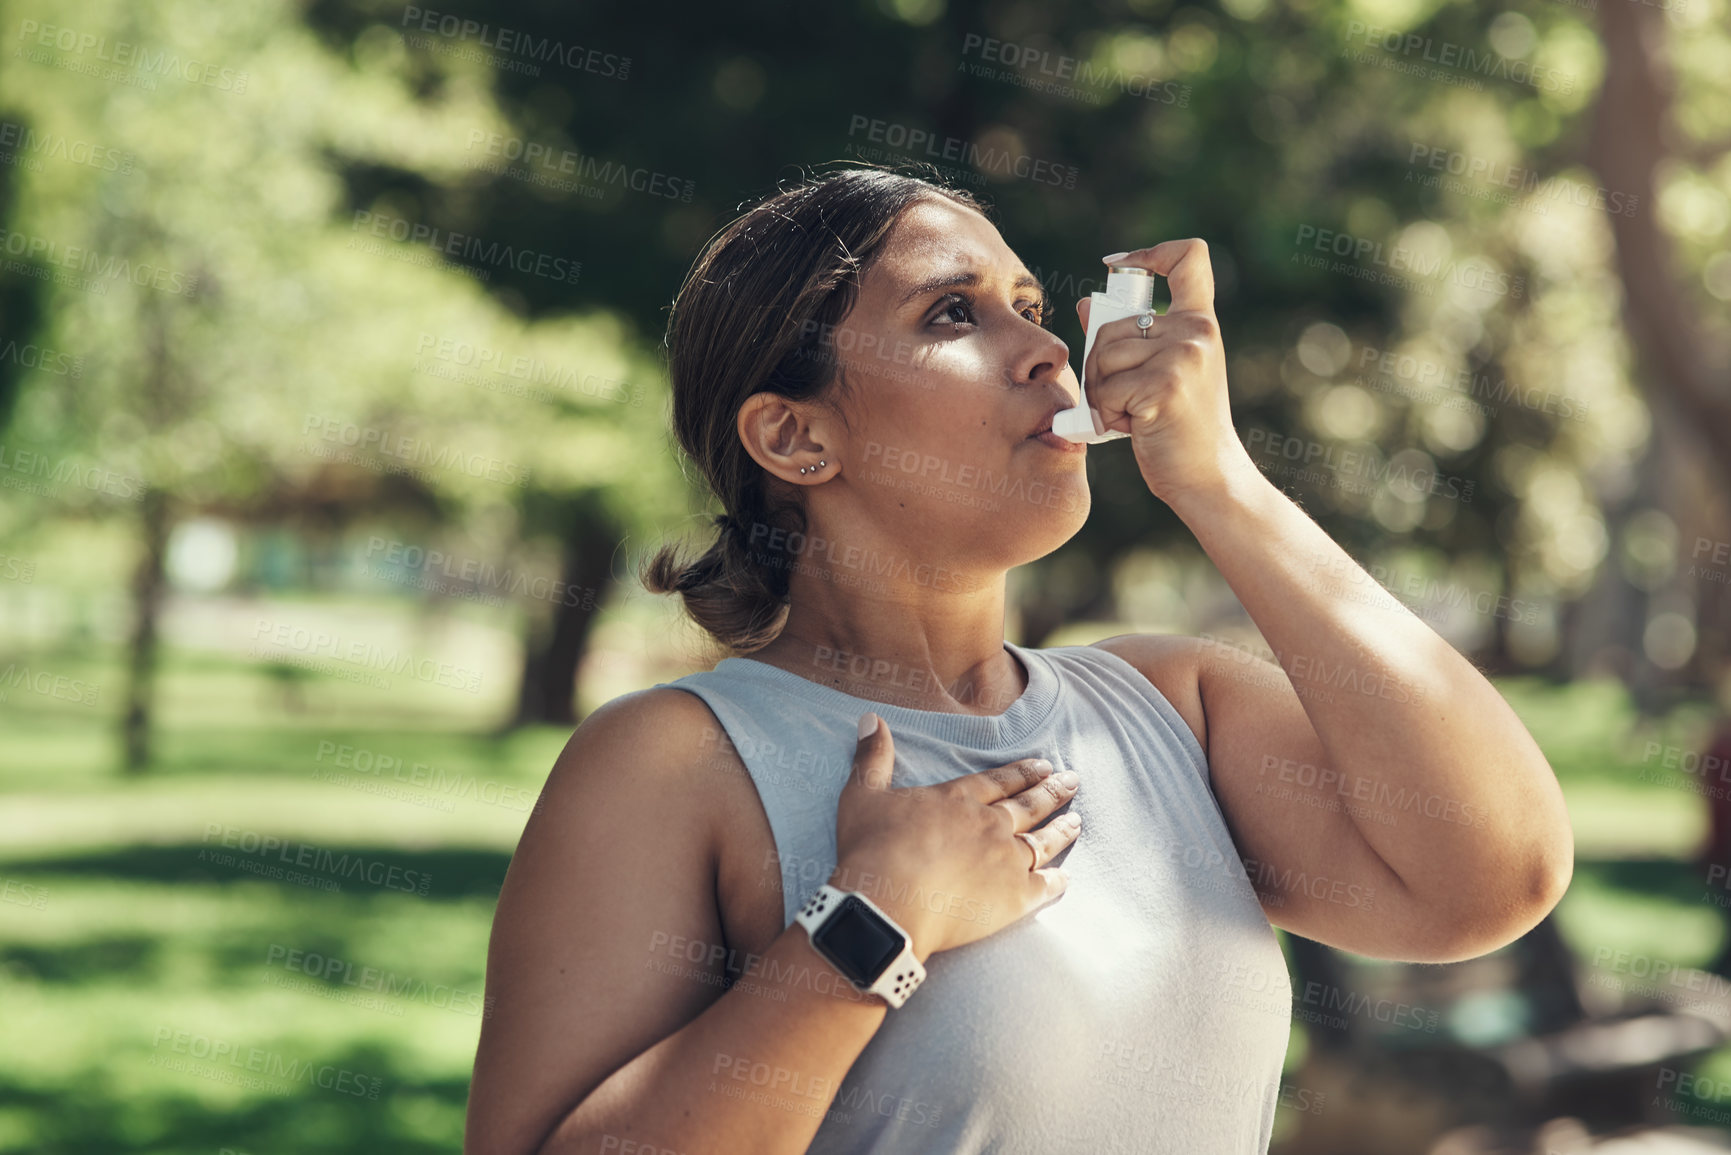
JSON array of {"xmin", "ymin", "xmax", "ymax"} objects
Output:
[{"xmin": 999, "ymin": 489, "xmax": 1091, "ymax": 568}]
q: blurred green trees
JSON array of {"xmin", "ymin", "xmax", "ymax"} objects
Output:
[
  {"xmin": 1, "ymin": 0, "xmax": 1728, "ymax": 768},
  {"xmin": 0, "ymin": 0, "xmax": 686, "ymax": 764}
]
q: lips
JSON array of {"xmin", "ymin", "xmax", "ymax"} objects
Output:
[{"xmin": 1026, "ymin": 404, "xmax": 1067, "ymax": 440}]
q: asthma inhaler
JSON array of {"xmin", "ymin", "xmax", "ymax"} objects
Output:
[{"xmin": 1051, "ymin": 265, "xmax": 1159, "ymax": 444}]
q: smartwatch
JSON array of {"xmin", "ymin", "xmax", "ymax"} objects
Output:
[{"xmin": 794, "ymin": 884, "xmax": 927, "ymax": 1008}]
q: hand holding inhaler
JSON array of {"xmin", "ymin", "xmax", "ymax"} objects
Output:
[
  {"xmin": 1054, "ymin": 241, "xmax": 1253, "ymax": 509},
  {"xmin": 1050, "ymin": 264, "xmax": 1161, "ymax": 444}
]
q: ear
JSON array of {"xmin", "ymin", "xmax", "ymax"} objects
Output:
[{"xmin": 738, "ymin": 392, "xmax": 836, "ymax": 483}]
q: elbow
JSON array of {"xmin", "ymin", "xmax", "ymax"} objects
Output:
[
  {"xmin": 1411, "ymin": 840, "xmax": 1575, "ymax": 964},
  {"xmin": 1512, "ymin": 808, "xmax": 1576, "ymax": 933}
]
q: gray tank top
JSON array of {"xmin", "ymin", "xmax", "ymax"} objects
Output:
[{"xmin": 656, "ymin": 639, "xmax": 1292, "ymax": 1153}]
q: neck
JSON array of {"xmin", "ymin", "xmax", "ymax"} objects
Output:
[{"xmin": 750, "ymin": 572, "xmax": 1025, "ymax": 717}]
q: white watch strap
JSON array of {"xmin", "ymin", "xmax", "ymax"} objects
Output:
[{"xmin": 795, "ymin": 883, "xmax": 927, "ymax": 1008}]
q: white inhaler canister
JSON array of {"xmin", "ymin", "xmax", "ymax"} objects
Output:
[{"xmin": 1051, "ymin": 265, "xmax": 1158, "ymax": 443}]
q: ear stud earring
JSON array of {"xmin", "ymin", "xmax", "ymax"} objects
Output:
[{"xmin": 798, "ymin": 460, "xmax": 827, "ymax": 476}]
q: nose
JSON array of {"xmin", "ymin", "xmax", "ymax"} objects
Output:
[{"xmin": 1007, "ymin": 324, "xmax": 1076, "ymax": 404}]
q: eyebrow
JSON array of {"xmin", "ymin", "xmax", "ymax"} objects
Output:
[{"xmin": 897, "ymin": 268, "xmax": 1048, "ymax": 310}]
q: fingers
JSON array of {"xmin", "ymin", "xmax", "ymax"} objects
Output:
[
  {"xmin": 989, "ymin": 768, "xmax": 1080, "ymax": 834},
  {"xmin": 850, "ymin": 712, "xmax": 895, "ymax": 792},
  {"xmin": 1022, "ymin": 812, "xmax": 1082, "ymax": 868},
  {"xmin": 961, "ymin": 756, "xmax": 1054, "ymax": 805},
  {"xmin": 1032, "ymin": 864, "xmax": 1071, "ymax": 904},
  {"xmin": 1102, "ymin": 239, "xmax": 1215, "ymax": 315},
  {"xmin": 1080, "ymin": 311, "xmax": 1218, "ymax": 427},
  {"xmin": 1025, "ymin": 814, "xmax": 1082, "ymax": 904},
  {"xmin": 1090, "ymin": 327, "xmax": 1207, "ymax": 383}
]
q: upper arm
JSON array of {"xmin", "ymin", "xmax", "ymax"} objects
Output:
[
  {"xmin": 464, "ymin": 688, "xmax": 733, "ymax": 1155},
  {"xmin": 1090, "ymin": 633, "xmax": 1413, "ymax": 957}
]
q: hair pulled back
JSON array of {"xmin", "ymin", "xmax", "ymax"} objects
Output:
[{"xmin": 641, "ymin": 166, "xmax": 989, "ymax": 655}]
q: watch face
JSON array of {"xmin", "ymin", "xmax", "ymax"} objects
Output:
[{"xmin": 811, "ymin": 895, "xmax": 905, "ymax": 987}]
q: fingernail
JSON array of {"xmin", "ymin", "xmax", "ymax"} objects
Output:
[
  {"xmin": 1058, "ymin": 770, "xmax": 1080, "ymax": 789},
  {"xmin": 1102, "ymin": 251, "xmax": 1130, "ymax": 263},
  {"xmin": 857, "ymin": 712, "xmax": 879, "ymax": 740}
]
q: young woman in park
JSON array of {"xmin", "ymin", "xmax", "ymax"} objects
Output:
[{"xmin": 463, "ymin": 167, "xmax": 1574, "ymax": 1154}]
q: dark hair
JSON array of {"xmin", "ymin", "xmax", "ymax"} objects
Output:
[{"xmin": 641, "ymin": 166, "xmax": 991, "ymax": 656}]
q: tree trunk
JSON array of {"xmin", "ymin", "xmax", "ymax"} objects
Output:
[
  {"xmin": 1586, "ymin": 9, "xmax": 1731, "ymax": 695},
  {"xmin": 508, "ymin": 500, "xmax": 618, "ymax": 727},
  {"xmin": 122, "ymin": 488, "xmax": 170, "ymax": 773},
  {"xmin": 1589, "ymin": 4, "xmax": 1731, "ymax": 489}
]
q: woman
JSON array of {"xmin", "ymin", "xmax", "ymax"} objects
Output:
[{"xmin": 464, "ymin": 167, "xmax": 1574, "ymax": 1154}]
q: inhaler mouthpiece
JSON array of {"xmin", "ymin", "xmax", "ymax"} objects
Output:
[{"xmin": 1052, "ymin": 265, "xmax": 1157, "ymax": 443}]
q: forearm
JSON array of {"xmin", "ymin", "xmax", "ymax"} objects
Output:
[
  {"xmin": 1169, "ymin": 461, "xmax": 1572, "ymax": 913},
  {"xmin": 542, "ymin": 922, "xmax": 895, "ymax": 1155}
]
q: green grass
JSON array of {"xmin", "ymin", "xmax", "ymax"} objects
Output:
[
  {"xmin": 2, "ymin": 647, "xmax": 1728, "ymax": 1152},
  {"xmin": 0, "ymin": 639, "xmax": 572, "ymax": 1154}
]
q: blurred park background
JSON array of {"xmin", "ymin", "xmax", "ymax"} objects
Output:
[{"xmin": 2, "ymin": 0, "xmax": 1731, "ymax": 1151}]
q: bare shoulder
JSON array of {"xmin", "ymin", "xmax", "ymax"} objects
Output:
[
  {"xmin": 535, "ymin": 685, "xmax": 777, "ymax": 879},
  {"xmin": 1086, "ymin": 633, "xmax": 1209, "ymax": 754},
  {"xmin": 536, "ymin": 684, "xmax": 738, "ymax": 815},
  {"xmin": 467, "ymin": 684, "xmax": 761, "ymax": 1155}
]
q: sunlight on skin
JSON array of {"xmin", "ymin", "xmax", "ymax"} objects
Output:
[{"xmin": 738, "ymin": 197, "xmax": 1092, "ymax": 704}]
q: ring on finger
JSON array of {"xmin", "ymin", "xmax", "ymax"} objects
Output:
[
  {"xmin": 1136, "ymin": 312, "xmax": 1155, "ymax": 338},
  {"xmin": 1015, "ymin": 831, "xmax": 1040, "ymax": 871}
]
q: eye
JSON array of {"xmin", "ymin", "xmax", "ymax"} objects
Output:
[
  {"xmin": 928, "ymin": 292, "xmax": 1052, "ymax": 330},
  {"xmin": 930, "ymin": 293, "xmax": 977, "ymax": 328}
]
